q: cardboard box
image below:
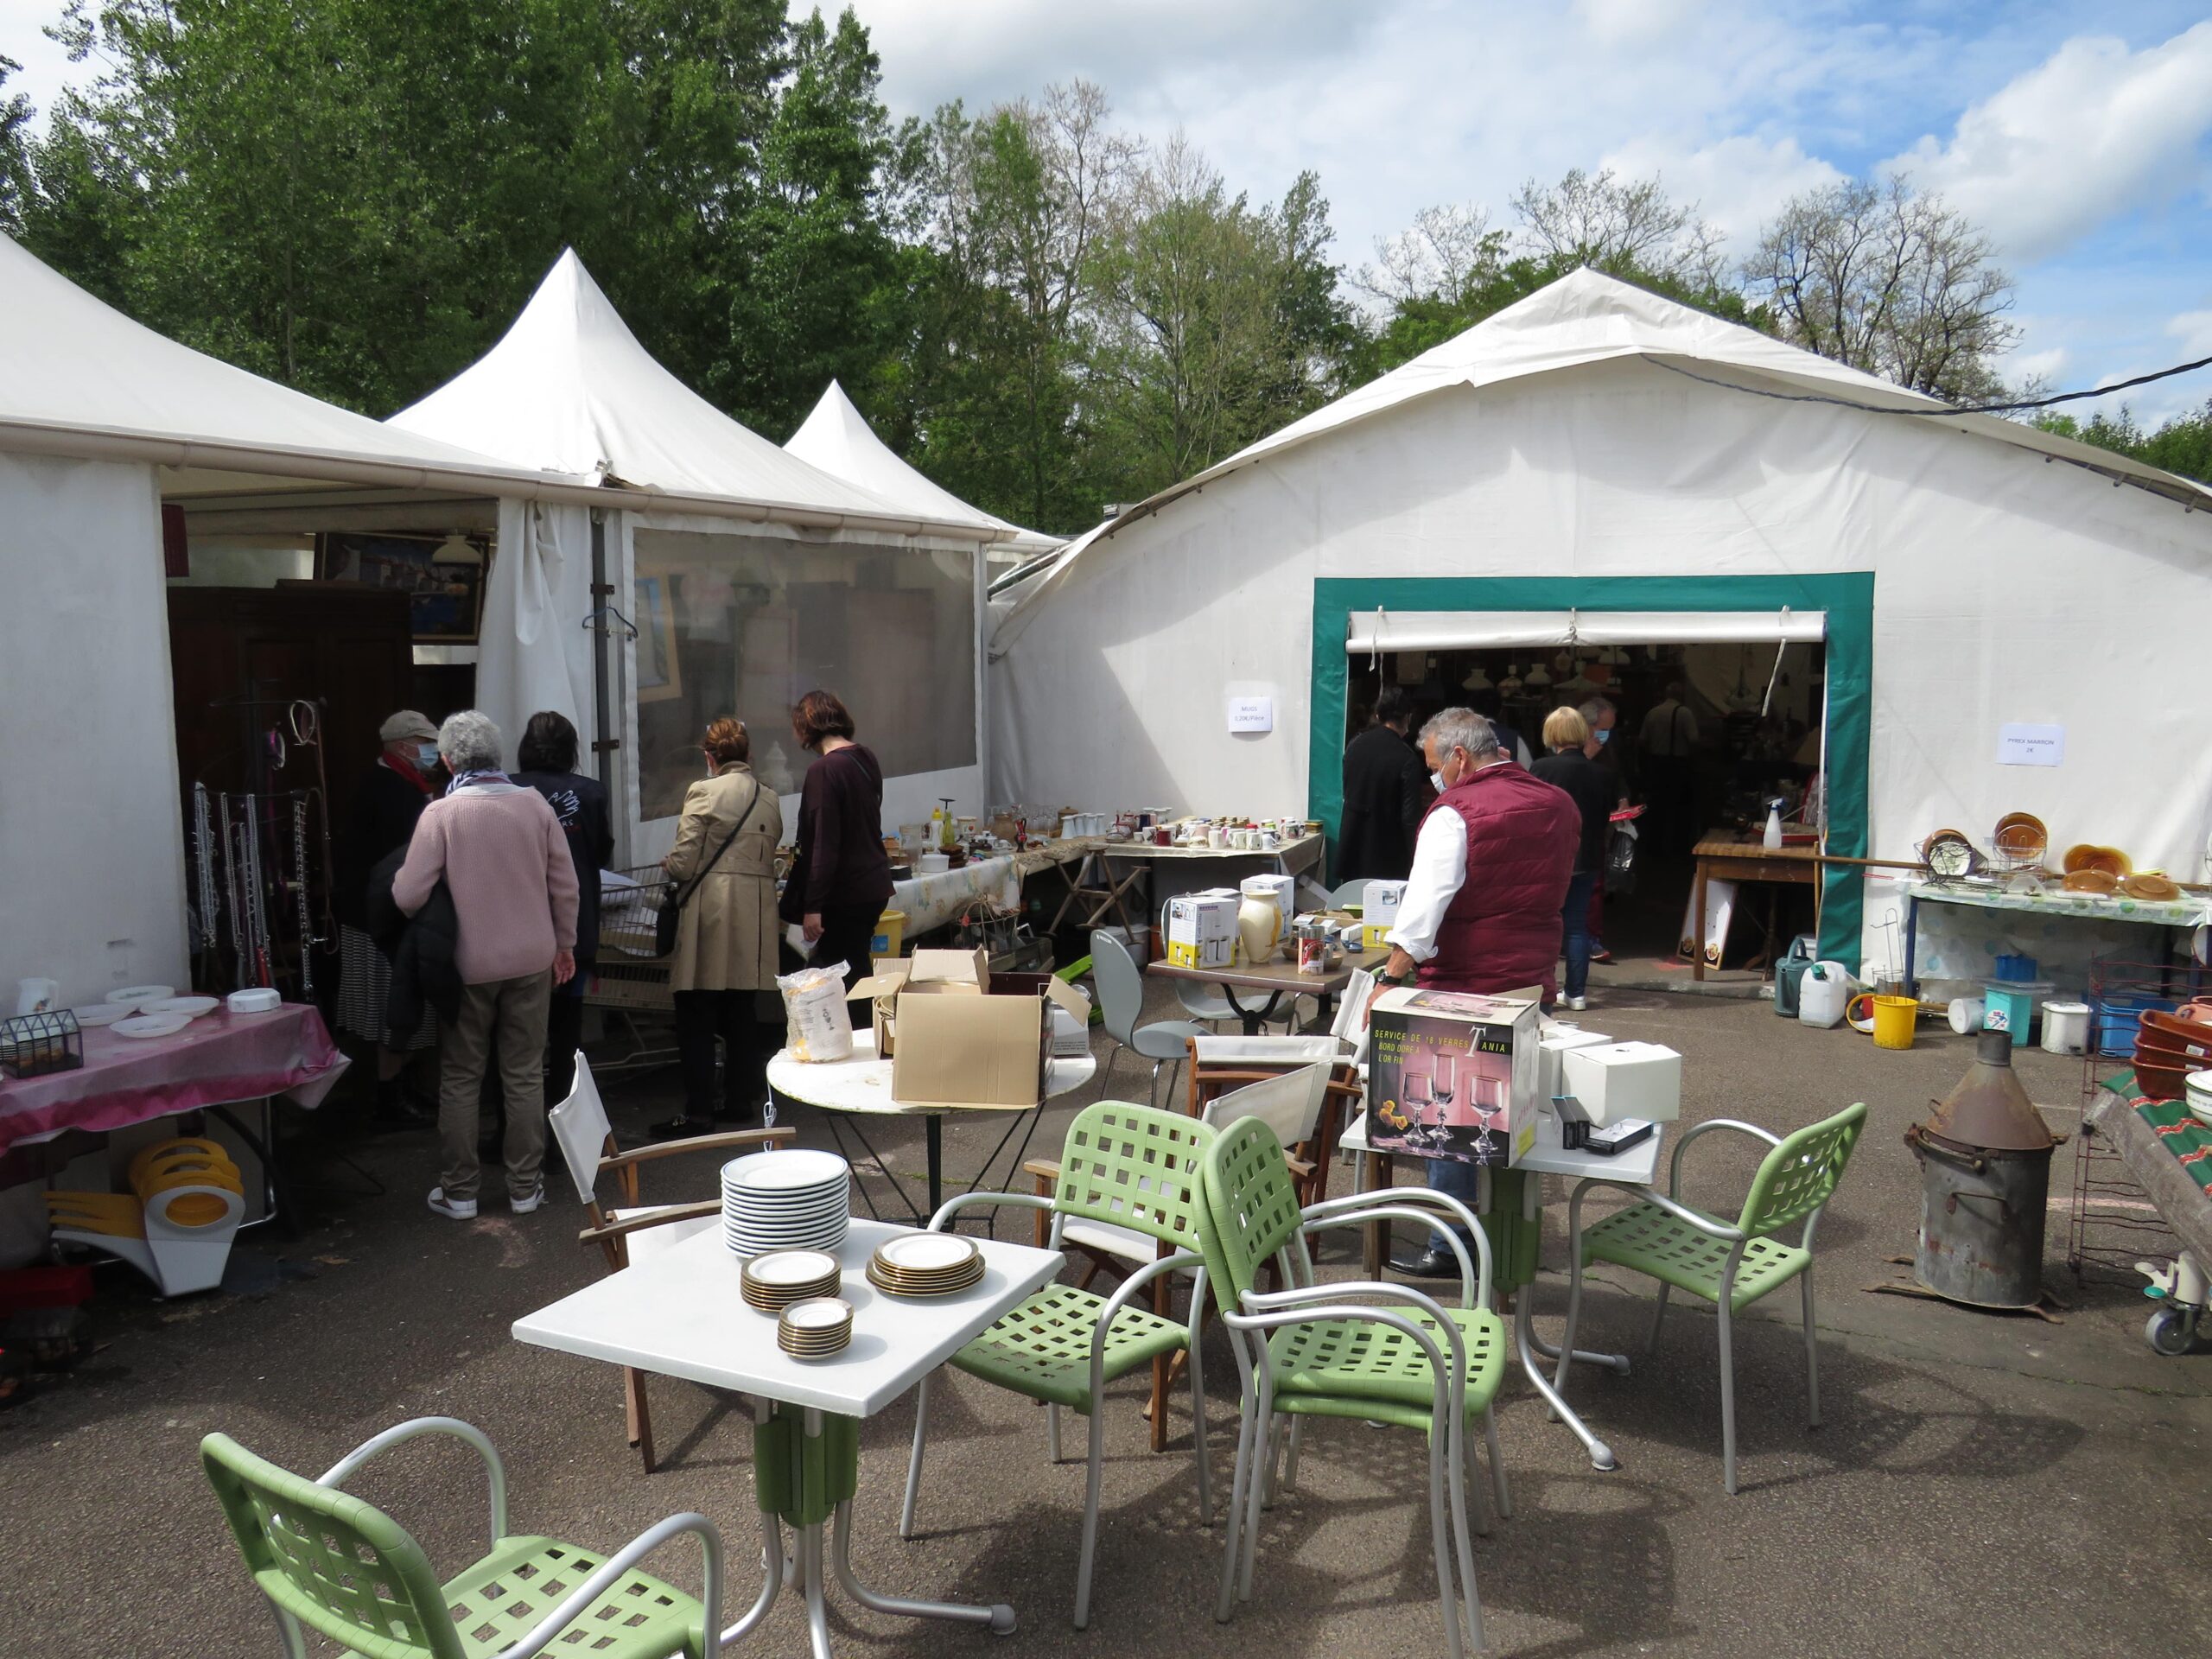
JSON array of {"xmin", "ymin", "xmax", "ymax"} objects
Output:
[
  {"xmin": 849, "ymin": 949, "xmax": 1087, "ymax": 1109},
  {"xmin": 1538, "ymin": 1025, "xmax": 1614, "ymax": 1105},
  {"xmin": 1166, "ymin": 890, "xmax": 1239, "ymax": 969},
  {"xmin": 1366, "ymin": 987, "xmax": 1540, "ymax": 1166},
  {"xmin": 849, "ymin": 947, "xmax": 989, "ymax": 1058},
  {"xmin": 1558, "ymin": 1040, "xmax": 1681, "ymax": 1126},
  {"xmin": 1362, "ymin": 880, "xmax": 1408, "ymax": 952}
]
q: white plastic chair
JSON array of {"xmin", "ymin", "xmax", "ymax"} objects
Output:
[
  {"xmin": 548, "ymin": 1052, "xmax": 791, "ymax": 1470},
  {"xmin": 1090, "ymin": 929, "xmax": 1211, "ymax": 1108}
]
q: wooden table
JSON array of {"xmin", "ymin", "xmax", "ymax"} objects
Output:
[
  {"xmin": 1145, "ymin": 955, "xmax": 1357, "ymax": 1033},
  {"xmin": 1688, "ymin": 832, "xmax": 1821, "ymax": 980}
]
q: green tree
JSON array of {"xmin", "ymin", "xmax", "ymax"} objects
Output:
[
  {"xmin": 0, "ymin": 56, "xmax": 34, "ymax": 237},
  {"xmin": 2034, "ymin": 400, "xmax": 2212, "ymax": 486}
]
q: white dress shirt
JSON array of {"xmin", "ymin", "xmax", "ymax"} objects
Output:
[{"xmin": 1384, "ymin": 760, "xmax": 1516, "ymax": 963}]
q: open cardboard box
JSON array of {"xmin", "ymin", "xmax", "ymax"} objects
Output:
[{"xmin": 849, "ymin": 948, "xmax": 1089, "ymax": 1110}]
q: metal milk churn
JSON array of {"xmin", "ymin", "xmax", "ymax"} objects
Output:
[{"xmin": 1904, "ymin": 1026, "xmax": 2059, "ymax": 1308}]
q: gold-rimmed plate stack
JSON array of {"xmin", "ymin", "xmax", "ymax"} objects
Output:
[
  {"xmin": 867, "ymin": 1232, "xmax": 984, "ymax": 1298},
  {"xmin": 741, "ymin": 1249, "xmax": 842, "ymax": 1315},
  {"xmin": 777, "ymin": 1297, "xmax": 855, "ymax": 1360}
]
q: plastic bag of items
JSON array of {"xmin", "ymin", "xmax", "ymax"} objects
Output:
[{"xmin": 778, "ymin": 961, "xmax": 855, "ymax": 1063}]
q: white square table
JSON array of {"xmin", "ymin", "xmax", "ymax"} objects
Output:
[
  {"xmin": 514, "ymin": 1216, "xmax": 1064, "ymax": 1656},
  {"xmin": 1340, "ymin": 1103, "xmax": 1662, "ymax": 1472}
]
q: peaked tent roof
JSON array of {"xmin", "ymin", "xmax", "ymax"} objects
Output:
[
  {"xmin": 785, "ymin": 381, "xmax": 1060, "ymax": 554},
  {"xmin": 0, "ymin": 233, "xmax": 572, "ymax": 493},
  {"xmin": 998, "ymin": 267, "xmax": 2212, "ymax": 633},
  {"xmin": 391, "ymin": 251, "xmax": 998, "ymax": 540}
]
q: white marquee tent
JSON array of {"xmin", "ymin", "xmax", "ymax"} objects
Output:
[
  {"xmin": 0, "ymin": 233, "xmax": 594, "ymax": 1006},
  {"xmin": 785, "ymin": 380, "xmax": 1061, "ymax": 562},
  {"xmin": 992, "ymin": 268, "xmax": 2212, "ymax": 966},
  {"xmin": 391, "ymin": 251, "xmax": 1009, "ymax": 859}
]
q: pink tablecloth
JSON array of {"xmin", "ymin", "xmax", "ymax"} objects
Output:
[{"xmin": 0, "ymin": 1004, "xmax": 348, "ymax": 1151}]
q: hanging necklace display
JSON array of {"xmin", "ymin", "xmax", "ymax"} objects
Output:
[
  {"xmin": 190, "ymin": 782, "xmax": 220, "ymax": 957},
  {"xmin": 289, "ymin": 793, "xmax": 316, "ymax": 996}
]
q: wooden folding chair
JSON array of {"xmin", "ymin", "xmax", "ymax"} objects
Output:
[{"xmin": 547, "ymin": 1052, "xmax": 791, "ymax": 1471}]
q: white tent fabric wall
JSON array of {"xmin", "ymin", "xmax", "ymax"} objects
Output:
[
  {"xmin": 478, "ymin": 498, "xmax": 599, "ymax": 778},
  {"xmin": 992, "ymin": 346, "xmax": 2212, "ymax": 973},
  {"xmin": 0, "ymin": 453, "xmax": 189, "ymax": 1003}
]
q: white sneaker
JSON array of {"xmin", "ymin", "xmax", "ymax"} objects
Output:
[
  {"xmin": 1564, "ymin": 995, "xmax": 1588, "ymax": 1012},
  {"xmin": 427, "ymin": 1186, "xmax": 477, "ymax": 1221},
  {"xmin": 510, "ymin": 1185, "xmax": 545, "ymax": 1215}
]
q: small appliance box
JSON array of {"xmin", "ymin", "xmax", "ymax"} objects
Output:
[
  {"xmin": 1558, "ymin": 1040, "xmax": 1681, "ymax": 1127},
  {"xmin": 1166, "ymin": 890, "xmax": 1240, "ymax": 969},
  {"xmin": 1361, "ymin": 880, "xmax": 1408, "ymax": 952},
  {"xmin": 1538, "ymin": 1024, "xmax": 1614, "ymax": 1105},
  {"xmin": 1367, "ymin": 987, "xmax": 1541, "ymax": 1166}
]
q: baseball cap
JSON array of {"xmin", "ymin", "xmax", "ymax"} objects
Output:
[{"xmin": 378, "ymin": 710, "xmax": 439, "ymax": 744}]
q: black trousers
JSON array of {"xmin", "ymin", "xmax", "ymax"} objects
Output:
[
  {"xmin": 675, "ymin": 988, "xmax": 769, "ymax": 1122},
  {"xmin": 544, "ymin": 988, "xmax": 586, "ymax": 1107},
  {"xmin": 808, "ymin": 902, "xmax": 885, "ymax": 992}
]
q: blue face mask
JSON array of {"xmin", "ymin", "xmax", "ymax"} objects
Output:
[
  {"xmin": 1594, "ymin": 728, "xmax": 1611, "ymax": 746},
  {"xmin": 416, "ymin": 743, "xmax": 441, "ymax": 770}
]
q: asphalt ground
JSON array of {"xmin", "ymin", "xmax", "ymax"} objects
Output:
[{"xmin": 3, "ymin": 983, "xmax": 2207, "ymax": 1658}]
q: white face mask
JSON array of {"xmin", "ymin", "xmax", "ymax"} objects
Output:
[
  {"xmin": 1430, "ymin": 770, "xmax": 1446, "ymax": 793},
  {"xmin": 416, "ymin": 744, "xmax": 441, "ymax": 771}
]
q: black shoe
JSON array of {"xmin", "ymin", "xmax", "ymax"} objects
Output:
[
  {"xmin": 715, "ymin": 1104, "xmax": 766, "ymax": 1129},
  {"xmin": 650, "ymin": 1114, "xmax": 714, "ymax": 1141},
  {"xmin": 372, "ymin": 1084, "xmax": 435, "ymax": 1130},
  {"xmin": 1389, "ymin": 1241, "xmax": 1471, "ymax": 1279}
]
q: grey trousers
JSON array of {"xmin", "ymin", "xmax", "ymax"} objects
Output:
[{"xmin": 439, "ymin": 969, "xmax": 552, "ymax": 1203}]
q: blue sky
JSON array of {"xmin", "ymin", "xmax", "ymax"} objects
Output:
[{"xmin": 7, "ymin": 1, "xmax": 2209, "ymax": 423}]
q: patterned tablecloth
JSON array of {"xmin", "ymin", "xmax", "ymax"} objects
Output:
[
  {"xmin": 1898, "ymin": 880, "xmax": 2212, "ymax": 995},
  {"xmin": 0, "ymin": 1003, "xmax": 347, "ymax": 1151}
]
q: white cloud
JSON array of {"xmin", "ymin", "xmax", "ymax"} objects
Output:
[
  {"xmin": 1881, "ymin": 22, "xmax": 2212, "ymax": 265},
  {"xmin": 2171, "ymin": 310, "xmax": 2212, "ymax": 359},
  {"xmin": 1599, "ymin": 131, "xmax": 1845, "ymax": 245},
  {"xmin": 2009, "ymin": 346, "xmax": 2069, "ymax": 385}
]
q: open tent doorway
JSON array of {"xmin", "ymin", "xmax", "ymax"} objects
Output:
[
  {"xmin": 1319, "ymin": 579, "xmax": 1871, "ymax": 969},
  {"xmin": 1348, "ymin": 632, "xmax": 1829, "ymax": 977}
]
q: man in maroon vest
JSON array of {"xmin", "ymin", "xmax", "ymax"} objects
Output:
[{"xmin": 1372, "ymin": 708, "xmax": 1579, "ymax": 1275}]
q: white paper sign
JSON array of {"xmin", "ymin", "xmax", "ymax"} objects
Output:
[
  {"xmin": 1997, "ymin": 723, "xmax": 2064, "ymax": 766},
  {"xmin": 1226, "ymin": 696, "xmax": 1274, "ymax": 734}
]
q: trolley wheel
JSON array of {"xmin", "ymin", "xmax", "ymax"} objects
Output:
[{"xmin": 2145, "ymin": 1305, "xmax": 2200, "ymax": 1357}]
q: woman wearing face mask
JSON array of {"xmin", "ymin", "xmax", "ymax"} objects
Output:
[{"xmin": 335, "ymin": 710, "xmax": 447, "ymax": 1124}]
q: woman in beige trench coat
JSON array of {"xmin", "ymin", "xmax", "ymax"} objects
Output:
[{"xmin": 657, "ymin": 717, "xmax": 784, "ymax": 1135}]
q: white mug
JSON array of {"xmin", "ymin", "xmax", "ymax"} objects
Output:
[
  {"xmin": 1208, "ymin": 827, "xmax": 1227, "ymax": 849},
  {"xmin": 16, "ymin": 978, "xmax": 59, "ymax": 1016},
  {"xmin": 1260, "ymin": 831, "xmax": 1280, "ymax": 851}
]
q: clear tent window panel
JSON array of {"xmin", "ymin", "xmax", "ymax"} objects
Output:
[{"xmin": 632, "ymin": 529, "xmax": 976, "ymax": 823}]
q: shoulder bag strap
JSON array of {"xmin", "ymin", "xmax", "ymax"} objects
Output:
[{"xmin": 672, "ymin": 780, "xmax": 765, "ymax": 910}]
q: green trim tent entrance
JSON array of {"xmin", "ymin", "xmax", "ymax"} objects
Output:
[
  {"xmin": 1311, "ymin": 576, "xmax": 1872, "ymax": 959},
  {"xmin": 988, "ymin": 270, "xmax": 2212, "ymax": 976}
]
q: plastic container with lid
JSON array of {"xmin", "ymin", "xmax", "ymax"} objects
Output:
[
  {"xmin": 1983, "ymin": 980, "xmax": 2055, "ymax": 1046},
  {"xmin": 1797, "ymin": 962, "xmax": 1855, "ymax": 1029}
]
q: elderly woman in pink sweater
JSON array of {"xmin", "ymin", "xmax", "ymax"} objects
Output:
[{"xmin": 395, "ymin": 709, "xmax": 579, "ymax": 1220}]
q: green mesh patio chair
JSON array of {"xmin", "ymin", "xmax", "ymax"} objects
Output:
[
  {"xmin": 1554, "ymin": 1103, "xmax": 1868, "ymax": 1495},
  {"xmin": 201, "ymin": 1415, "xmax": 740, "ymax": 1659},
  {"xmin": 899, "ymin": 1100, "xmax": 1217, "ymax": 1630},
  {"xmin": 1198, "ymin": 1116, "xmax": 1511, "ymax": 1659}
]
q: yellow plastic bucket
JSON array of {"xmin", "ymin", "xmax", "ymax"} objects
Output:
[
  {"xmin": 871, "ymin": 908, "xmax": 906, "ymax": 959},
  {"xmin": 1872, "ymin": 994, "xmax": 1918, "ymax": 1050}
]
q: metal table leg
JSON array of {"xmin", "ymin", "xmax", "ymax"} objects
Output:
[
  {"xmin": 1221, "ymin": 985, "xmax": 1286, "ymax": 1036},
  {"xmin": 759, "ymin": 1402, "xmax": 1015, "ymax": 1657},
  {"xmin": 1512, "ymin": 1171, "xmax": 1629, "ymax": 1471}
]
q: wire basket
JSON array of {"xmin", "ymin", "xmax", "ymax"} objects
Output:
[
  {"xmin": 0, "ymin": 1009, "xmax": 84, "ymax": 1079},
  {"xmin": 590, "ymin": 864, "xmax": 676, "ymax": 1013}
]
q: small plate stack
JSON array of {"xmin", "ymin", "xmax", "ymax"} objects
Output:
[
  {"xmin": 777, "ymin": 1297, "xmax": 855, "ymax": 1360},
  {"xmin": 868, "ymin": 1232, "xmax": 984, "ymax": 1298},
  {"xmin": 721, "ymin": 1149, "xmax": 849, "ymax": 1258},
  {"xmin": 741, "ymin": 1249, "xmax": 842, "ymax": 1314}
]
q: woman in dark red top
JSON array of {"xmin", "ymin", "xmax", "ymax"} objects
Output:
[{"xmin": 779, "ymin": 690, "xmax": 893, "ymax": 988}]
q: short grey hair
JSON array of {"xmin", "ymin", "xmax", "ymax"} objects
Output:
[
  {"xmin": 437, "ymin": 709, "xmax": 504, "ymax": 773},
  {"xmin": 1421, "ymin": 707, "xmax": 1500, "ymax": 765},
  {"xmin": 1579, "ymin": 696, "xmax": 1615, "ymax": 724}
]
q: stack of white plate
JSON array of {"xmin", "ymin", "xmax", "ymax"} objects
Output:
[{"xmin": 721, "ymin": 1149, "xmax": 849, "ymax": 1258}]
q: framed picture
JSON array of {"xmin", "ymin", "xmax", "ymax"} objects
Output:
[
  {"xmin": 633, "ymin": 570, "xmax": 683, "ymax": 703},
  {"xmin": 316, "ymin": 532, "xmax": 485, "ymax": 643}
]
